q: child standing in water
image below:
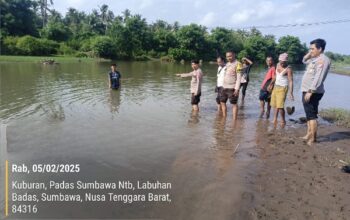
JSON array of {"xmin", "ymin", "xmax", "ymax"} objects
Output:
[
  {"xmin": 176, "ymin": 60, "xmax": 203, "ymax": 111},
  {"xmin": 108, "ymin": 64, "xmax": 121, "ymax": 90}
]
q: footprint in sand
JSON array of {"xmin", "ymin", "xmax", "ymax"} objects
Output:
[{"xmin": 241, "ymin": 192, "xmax": 255, "ymax": 203}]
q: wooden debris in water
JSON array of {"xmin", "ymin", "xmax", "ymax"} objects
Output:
[{"xmin": 233, "ymin": 144, "xmax": 240, "ymax": 155}]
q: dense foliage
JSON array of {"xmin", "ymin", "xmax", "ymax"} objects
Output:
[
  {"xmin": 0, "ymin": 0, "xmax": 313, "ymax": 63},
  {"xmin": 325, "ymin": 51, "xmax": 350, "ymax": 64}
]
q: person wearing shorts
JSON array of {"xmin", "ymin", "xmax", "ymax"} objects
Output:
[
  {"xmin": 176, "ymin": 59, "xmax": 203, "ymax": 111},
  {"xmin": 220, "ymin": 88, "xmax": 239, "ymax": 104},
  {"xmin": 220, "ymin": 51, "xmax": 243, "ymax": 119},
  {"xmin": 270, "ymin": 53, "xmax": 294, "ymax": 127},
  {"xmin": 302, "ymin": 92, "xmax": 323, "ymax": 120},
  {"xmin": 216, "ymin": 56, "xmax": 226, "ymax": 112},
  {"xmin": 301, "ymin": 38, "xmax": 331, "ymax": 145},
  {"xmin": 191, "ymin": 92, "xmax": 201, "ymax": 105},
  {"xmin": 259, "ymin": 57, "xmax": 275, "ymax": 118}
]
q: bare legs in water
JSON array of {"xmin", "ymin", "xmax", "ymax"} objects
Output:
[
  {"xmin": 221, "ymin": 102, "xmax": 238, "ymax": 120},
  {"xmin": 260, "ymin": 100, "xmax": 271, "ymax": 119},
  {"xmin": 301, "ymin": 119, "xmax": 318, "ymax": 146},
  {"xmin": 272, "ymin": 107, "xmax": 286, "ymax": 128}
]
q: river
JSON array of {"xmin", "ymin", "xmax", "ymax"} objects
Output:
[{"xmin": 0, "ymin": 60, "xmax": 349, "ymax": 219}]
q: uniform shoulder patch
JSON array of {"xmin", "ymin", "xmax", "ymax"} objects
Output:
[
  {"xmin": 317, "ymin": 59, "xmax": 324, "ymax": 65},
  {"xmin": 236, "ymin": 62, "xmax": 243, "ymax": 72},
  {"xmin": 316, "ymin": 59, "xmax": 324, "ymax": 68}
]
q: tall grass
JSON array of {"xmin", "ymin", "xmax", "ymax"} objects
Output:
[
  {"xmin": 331, "ymin": 62, "xmax": 350, "ymax": 76},
  {"xmin": 320, "ymin": 108, "xmax": 350, "ymax": 128}
]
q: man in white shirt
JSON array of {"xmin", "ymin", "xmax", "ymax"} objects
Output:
[
  {"xmin": 301, "ymin": 38, "xmax": 331, "ymax": 146},
  {"xmin": 216, "ymin": 56, "xmax": 226, "ymax": 112}
]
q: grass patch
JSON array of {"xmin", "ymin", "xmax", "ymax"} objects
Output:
[
  {"xmin": 331, "ymin": 62, "xmax": 350, "ymax": 76},
  {"xmin": 319, "ymin": 108, "xmax": 350, "ymax": 128},
  {"xmin": 0, "ymin": 55, "xmax": 111, "ymax": 63}
]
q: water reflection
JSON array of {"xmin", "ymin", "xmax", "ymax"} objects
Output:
[
  {"xmin": 108, "ymin": 90, "xmax": 121, "ymax": 114},
  {"xmin": 1, "ymin": 61, "xmax": 350, "ymax": 219},
  {"xmin": 43, "ymin": 102, "xmax": 66, "ymax": 122},
  {"xmin": 187, "ymin": 111, "xmax": 200, "ymax": 125}
]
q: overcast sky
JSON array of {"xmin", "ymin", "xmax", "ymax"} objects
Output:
[{"xmin": 53, "ymin": 0, "xmax": 350, "ymax": 54}]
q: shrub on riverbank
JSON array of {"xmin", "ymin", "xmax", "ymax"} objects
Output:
[
  {"xmin": 0, "ymin": 55, "xmax": 109, "ymax": 63},
  {"xmin": 168, "ymin": 48, "xmax": 196, "ymax": 61},
  {"xmin": 320, "ymin": 108, "xmax": 350, "ymax": 128},
  {"xmin": 3, "ymin": 36, "xmax": 59, "ymax": 56},
  {"xmin": 90, "ymin": 36, "xmax": 116, "ymax": 59},
  {"xmin": 326, "ymin": 52, "xmax": 350, "ymax": 75},
  {"xmin": 331, "ymin": 62, "xmax": 350, "ymax": 75}
]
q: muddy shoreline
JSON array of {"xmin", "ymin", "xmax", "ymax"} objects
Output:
[{"xmin": 245, "ymin": 124, "xmax": 350, "ymax": 220}]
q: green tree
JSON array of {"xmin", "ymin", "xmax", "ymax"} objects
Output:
[
  {"xmin": 168, "ymin": 48, "xmax": 196, "ymax": 61},
  {"xmin": 175, "ymin": 24, "xmax": 211, "ymax": 59},
  {"xmin": 122, "ymin": 9, "xmax": 131, "ymax": 22},
  {"xmin": 325, "ymin": 51, "xmax": 344, "ymax": 62},
  {"xmin": 37, "ymin": 0, "xmax": 54, "ymax": 27},
  {"xmin": 0, "ymin": 0, "xmax": 40, "ymax": 36},
  {"xmin": 243, "ymin": 34, "xmax": 276, "ymax": 63},
  {"xmin": 153, "ymin": 30, "xmax": 177, "ymax": 53},
  {"xmin": 276, "ymin": 35, "xmax": 307, "ymax": 63},
  {"xmin": 41, "ymin": 12, "xmax": 71, "ymax": 42},
  {"xmin": 99, "ymin": 4, "xmax": 114, "ymax": 34},
  {"xmin": 150, "ymin": 20, "xmax": 172, "ymax": 31},
  {"xmin": 64, "ymin": 8, "xmax": 87, "ymax": 36},
  {"xmin": 85, "ymin": 9, "xmax": 105, "ymax": 35},
  {"xmin": 41, "ymin": 21, "xmax": 71, "ymax": 42},
  {"xmin": 1, "ymin": 3, "xmax": 334, "ymax": 62},
  {"xmin": 108, "ymin": 13, "xmax": 153, "ymax": 58},
  {"xmin": 172, "ymin": 21, "xmax": 180, "ymax": 32},
  {"xmin": 150, "ymin": 20, "xmax": 177, "ymax": 54},
  {"xmin": 91, "ymin": 36, "xmax": 115, "ymax": 58},
  {"xmin": 107, "ymin": 19, "xmax": 131, "ymax": 58},
  {"xmin": 209, "ymin": 28, "xmax": 244, "ymax": 56},
  {"xmin": 48, "ymin": 9, "xmax": 63, "ymax": 23},
  {"xmin": 126, "ymin": 14, "xmax": 153, "ymax": 54}
]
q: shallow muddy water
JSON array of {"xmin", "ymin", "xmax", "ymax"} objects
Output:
[{"xmin": 0, "ymin": 61, "xmax": 349, "ymax": 219}]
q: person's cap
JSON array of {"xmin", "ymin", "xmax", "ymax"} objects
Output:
[{"xmin": 278, "ymin": 53, "xmax": 288, "ymax": 62}]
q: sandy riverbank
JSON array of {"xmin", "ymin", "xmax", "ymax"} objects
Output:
[{"xmin": 245, "ymin": 124, "xmax": 350, "ymax": 219}]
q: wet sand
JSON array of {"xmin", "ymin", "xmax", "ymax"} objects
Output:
[{"xmin": 246, "ymin": 123, "xmax": 350, "ymax": 220}]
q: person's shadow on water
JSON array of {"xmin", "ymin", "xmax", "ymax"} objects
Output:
[
  {"xmin": 108, "ymin": 89, "xmax": 121, "ymax": 114},
  {"xmin": 187, "ymin": 111, "xmax": 200, "ymax": 125},
  {"xmin": 318, "ymin": 131, "xmax": 350, "ymax": 143}
]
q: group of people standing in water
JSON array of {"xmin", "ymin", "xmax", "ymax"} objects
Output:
[
  {"xmin": 175, "ymin": 38, "xmax": 331, "ymax": 146},
  {"xmin": 107, "ymin": 38, "xmax": 330, "ymax": 146}
]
